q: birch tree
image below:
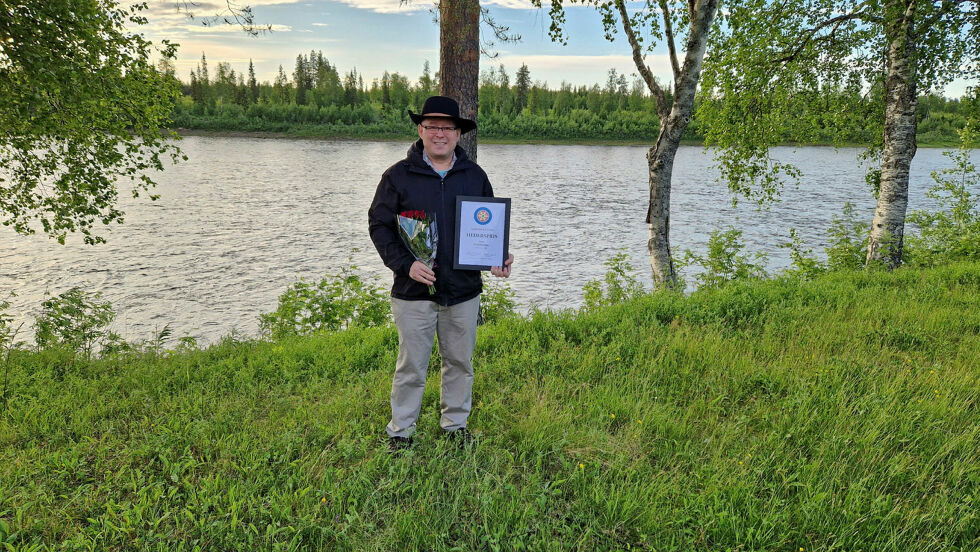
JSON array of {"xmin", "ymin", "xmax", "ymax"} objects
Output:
[
  {"xmin": 535, "ymin": 0, "xmax": 721, "ymax": 288},
  {"xmin": 0, "ymin": 0, "xmax": 182, "ymax": 245},
  {"xmin": 699, "ymin": 0, "xmax": 979, "ymax": 268},
  {"xmin": 0, "ymin": 1, "xmax": 267, "ymax": 245}
]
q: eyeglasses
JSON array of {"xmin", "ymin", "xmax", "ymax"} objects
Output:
[{"xmin": 421, "ymin": 125, "xmax": 458, "ymax": 133}]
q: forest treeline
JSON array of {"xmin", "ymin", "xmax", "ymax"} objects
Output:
[{"xmin": 166, "ymin": 51, "xmax": 978, "ymax": 145}]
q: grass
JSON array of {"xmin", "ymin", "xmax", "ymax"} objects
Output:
[{"xmin": 2, "ymin": 263, "xmax": 979, "ymax": 550}]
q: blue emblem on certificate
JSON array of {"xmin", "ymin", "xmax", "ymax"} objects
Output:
[
  {"xmin": 454, "ymin": 196, "xmax": 511, "ymax": 271},
  {"xmin": 474, "ymin": 207, "xmax": 492, "ymax": 225}
]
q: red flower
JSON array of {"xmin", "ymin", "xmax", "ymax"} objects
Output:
[{"xmin": 399, "ymin": 210, "xmax": 428, "ymax": 221}]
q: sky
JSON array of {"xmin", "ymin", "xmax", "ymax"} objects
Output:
[{"xmin": 135, "ymin": 0, "xmax": 972, "ymax": 97}]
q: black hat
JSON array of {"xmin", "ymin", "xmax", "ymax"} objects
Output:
[{"xmin": 408, "ymin": 96, "xmax": 477, "ymax": 134}]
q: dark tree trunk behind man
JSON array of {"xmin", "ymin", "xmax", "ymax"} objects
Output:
[{"xmin": 439, "ymin": 0, "xmax": 481, "ymax": 161}]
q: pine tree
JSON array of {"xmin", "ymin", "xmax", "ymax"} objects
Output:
[
  {"xmin": 515, "ymin": 64, "xmax": 531, "ymax": 114},
  {"xmin": 236, "ymin": 73, "xmax": 248, "ymax": 106},
  {"xmin": 418, "ymin": 61, "xmax": 435, "ymax": 103},
  {"xmin": 198, "ymin": 53, "xmax": 209, "ymax": 85},
  {"xmin": 274, "ymin": 64, "xmax": 289, "ymax": 104},
  {"xmin": 343, "ymin": 69, "xmax": 359, "ymax": 105},
  {"xmin": 497, "ymin": 64, "xmax": 511, "ymax": 114},
  {"xmin": 247, "ymin": 59, "xmax": 258, "ymax": 104},
  {"xmin": 381, "ymin": 71, "xmax": 391, "ymax": 106},
  {"xmin": 197, "ymin": 53, "xmax": 211, "ymax": 107},
  {"xmin": 293, "ymin": 55, "xmax": 307, "ymax": 105}
]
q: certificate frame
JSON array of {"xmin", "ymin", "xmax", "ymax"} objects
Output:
[{"xmin": 453, "ymin": 196, "xmax": 511, "ymax": 271}]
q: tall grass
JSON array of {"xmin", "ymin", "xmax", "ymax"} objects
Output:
[{"xmin": 1, "ymin": 263, "xmax": 978, "ymax": 550}]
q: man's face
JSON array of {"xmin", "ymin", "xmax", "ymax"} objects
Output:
[{"xmin": 418, "ymin": 116, "xmax": 460, "ymax": 160}]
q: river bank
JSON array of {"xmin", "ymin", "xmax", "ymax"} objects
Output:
[
  {"xmin": 172, "ymin": 127, "xmax": 963, "ymax": 148},
  {"xmin": 3, "ymin": 262, "xmax": 978, "ymax": 550}
]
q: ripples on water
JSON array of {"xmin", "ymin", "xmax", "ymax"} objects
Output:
[{"xmin": 2, "ymin": 137, "xmax": 976, "ymax": 344}]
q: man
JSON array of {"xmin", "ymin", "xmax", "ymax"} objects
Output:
[{"xmin": 368, "ymin": 96, "xmax": 514, "ymax": 450}]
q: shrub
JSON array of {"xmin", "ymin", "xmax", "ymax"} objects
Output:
[
  {"xmin": 34, "ymin": 288, "xmax": 118, "ymax": 360},
  {"xmin": 825, "ymin": 202, "xmax": 870, "ymax": 271},
  {"xmin": 0, "ymin": 293, "xmax": 17, "ymax": 351},
  {"xmin": 680, "ymin": 227, "xmax": 768, "ymax": 290},
  {"xmin": 583, "ymin": 250, "xmax": 646, "ymax": 309},
  {"xmin": 1, "ymin": 294, "xmax": 20, "ymax": 413},
  {"xmin": 779, "ymin": 228, "xmax": 825, "ymax": 280},
  {"xmin": 906, "ymin": 121, "xmax": 980, "ymax": 266},
  {"xmin": 259, "ymin": 262, "xmax": 390, "ymax": 338},
  {"xmin": 480, "ymin": 279, "xmax": 518, "ymax": 324}
]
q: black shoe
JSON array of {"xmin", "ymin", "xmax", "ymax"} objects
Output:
[
  {"xmin": 445, "ymin": 427, "xmax": 475, "ymax": 445},
  {"xmin": 388, "ymin": 436, "xmax": 414, "ymax": 452}
]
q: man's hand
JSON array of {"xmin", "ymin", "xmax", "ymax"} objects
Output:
[
  {"xmin": 491, "ymin": 254, "xmax": 514, "ymax": 278},
  {"xmin": 409, "ymin": 261, "xmax": 436, "ymax": 286}
]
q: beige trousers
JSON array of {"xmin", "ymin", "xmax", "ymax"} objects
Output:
[{"xmin": 386, "ymin": 295, "xmax": 480, "ymax": 438}]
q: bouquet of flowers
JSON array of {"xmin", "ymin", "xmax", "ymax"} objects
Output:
[{"xmin": 396, "ymin": 210, "xmax": 438, "ymax": 294}]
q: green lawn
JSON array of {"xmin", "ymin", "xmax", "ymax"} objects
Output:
[{"xmin": 2, "ymin": 263, "xmax": 978, "ymax": 551}]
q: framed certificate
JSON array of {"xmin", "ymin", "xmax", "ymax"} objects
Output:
[{"xmin": 454, "ymin": 196, "xmax": 511, "ymax": 271}]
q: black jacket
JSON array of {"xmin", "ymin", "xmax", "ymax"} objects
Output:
[{"xmin": 368, "ymin": 139, "xmax": 494, "ymax": 306}]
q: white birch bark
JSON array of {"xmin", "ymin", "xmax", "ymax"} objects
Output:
[
  {"xmin": 617, "ymin": 0, "xmax": 718, "ymax": 288},
  {"xmin": 867, "ymin": 0, "xmax": 917, "ymax": 268}
]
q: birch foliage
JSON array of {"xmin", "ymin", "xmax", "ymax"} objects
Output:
[
  {"xmin": 698, "ymin": 0, "xmax": 979, "ymax": 264},
  {"xmin": 0, "ymin": 0, "xmax": 183, "ymax": 245}
]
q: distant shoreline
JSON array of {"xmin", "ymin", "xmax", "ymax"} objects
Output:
[{"xmin": 171, "ymin": 128, "xmax": 960, "ymax": 149}]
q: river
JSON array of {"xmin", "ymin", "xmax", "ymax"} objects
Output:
[{"xmin": 2, "ymin": 137, "xmax": 976, "ymax": 345}]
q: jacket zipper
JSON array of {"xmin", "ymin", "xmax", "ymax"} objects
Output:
[{"xmin": 439, "ymin": 176, "xmax": 449, "ymax": 306}]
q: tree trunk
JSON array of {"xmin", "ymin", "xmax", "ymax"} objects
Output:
[
  {"xmin": 646, "ymin": 0, "xmax": 718, "ymax": 288},
  {"xmin": 867, "ymin": 0, "xmax": 917, "ymax": 268},
  {"xmin": 646, "ymin": 126, "xmax": 681, "ymax": 288},
  {"xmin": 439, "ymin": 0, "xmax": 480, "ymax": 162}
]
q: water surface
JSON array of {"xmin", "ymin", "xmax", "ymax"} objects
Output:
[{"xmin": 2, "ymin": 137, "xmax": 975, "ymax": 344}]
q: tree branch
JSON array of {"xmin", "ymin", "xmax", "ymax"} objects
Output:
[
  {"xmin": 480, "ymin": 7, "xmax": 522, "ymax": 58},
  {"xmin": 615, "ymin": 0, "xmax": 670, "ymax": 120},
  {"xmin": 659, "ymin": 0, "xmax": 681, "ymax": 83},
  {"xmin": 773, "ymin": 10, "xmax": 879, "ymax": 64},
  {"xmin": 176, "ymin": 1, "xmax": 272, "ymax": 36},
  {"xmin": 915, "ymin": 0, "xmax": 977, "ymax": 38}
]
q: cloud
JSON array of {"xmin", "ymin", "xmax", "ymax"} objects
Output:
[
  {"xmin": 134, "ymin": 1, "xmax": 302, "ymax": 33},
  {"xmin": 176, "ymin": 23, "xmax": 295, "ymax": 33},
  {"xmin": 312, "ymin": 22, "xmax": 329, "ymax": 26},
  {"xmin": 222, "ymin": 0, "xmax": 310, "ymax": 5},
  {"xmin": 483, "ymin": 0, "xmax": 539, "ymax": 9},
  {"xmin": 329, "ymin": 0, "xmax": 431, "ymax": 14},
  {"xmin": 332, "ymin": 0, "xmax": 540, "ymax": 11}
]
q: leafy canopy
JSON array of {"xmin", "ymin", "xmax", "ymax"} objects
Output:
[
  {"xmin": 698, "ymin": 0, "xmax": 979, "ymax": 201},
  {"xmin": 0, "ymin": 0, "xmax": 183, "ymax": 244}
]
